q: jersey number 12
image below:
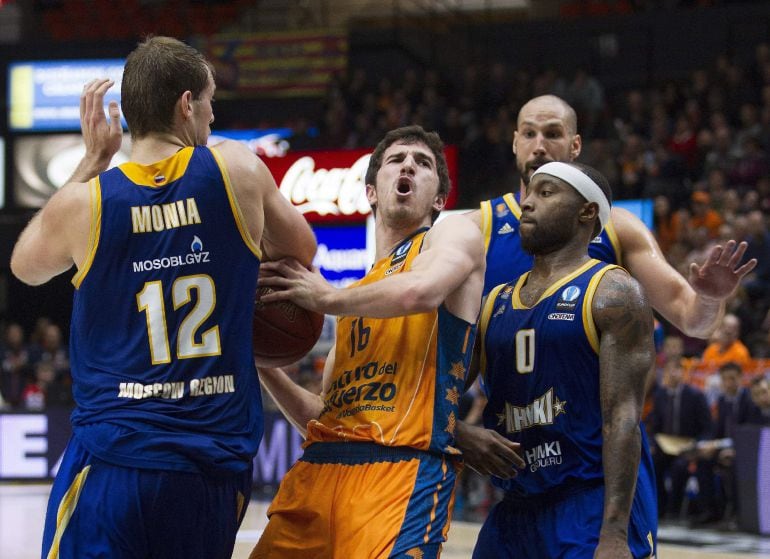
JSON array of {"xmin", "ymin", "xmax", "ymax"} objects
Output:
[{"xmin": 137, "ymin": 274, "xmax": 222, "ymax": 365}]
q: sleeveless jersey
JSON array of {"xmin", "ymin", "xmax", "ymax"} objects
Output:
[
  {"xmin": 480, "ymin": 192, "xmax": 621, "ymax": 295},
  {"xmin": 479, "ymin": 259, "xmax": 618, "ymax": 496},
  {"xmin": 306, "ymin": 228, "xmax": 476, "ymax": 455},
  {"xmin": 69, "ymin": 146, "xmax": 263, "ymax": 474}
]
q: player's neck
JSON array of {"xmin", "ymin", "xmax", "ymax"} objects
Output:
[
  {"xmin": 130, "ymin": 133, "xmax": 190, "ymax": 165},
  {"xmin": 374, "ymin": 218, "xmax": 429, "ymax": 260},
  {"xmin": 529, "ymin": 245, "xmax": 592, "ymax": 285}
]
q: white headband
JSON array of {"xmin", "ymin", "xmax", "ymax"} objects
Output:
[{"xmin": 531, "ymin": 161, "xmax": 611, "ymax": 231}]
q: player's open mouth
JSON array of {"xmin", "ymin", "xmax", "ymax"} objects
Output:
[{"xmin": 396, "ymin": 177, "xmax": 413, "ymax": 195}]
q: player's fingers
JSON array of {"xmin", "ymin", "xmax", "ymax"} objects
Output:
[
  {"xmin": 80, "ymin": 79, "xmax": 98, "ymax": 119},
  {"xmin": 496, "ymin": 442, "xmax": 526, "ymax": 469},
  {"xmin": 717, "ymin": 239, "xmax": 736, "ymax": 266},
  {"xmin": 258, "ymin": 274, "xmax": 292, "ymax": 287},
  {"xmin": 259, "ymin": 289, "xmax": 293, "ymax": 303},
  {"xmin": 734, "ymin": 258, "xmax": 758, "ymax": 278},
  {"xmin": 107, "ymin": 101, "xmax": 121, "ymax": 133},
  {"xmin": 704, "ymin": 244, "xmax": 723, "ymax": 266},
  {"xmin": 727, "ymin": 240, "xmax": 748, "ymax": 268},
  {"xmin": 82, "ymin": 78, "xmax": 107, "ymax": 120},
  {"xmin": 261, "ymin": 260, "xmax": 293, "ymax": 276}
]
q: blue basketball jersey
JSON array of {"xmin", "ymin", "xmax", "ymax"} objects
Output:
[
  {"xmin": 480, "ymin": 259, "xmax": 621, "ymax": 496},
  {"xmin": 480, "ymin": 193, "xmax": 622, "ymax": 295},
  {"xmin": 69, "ymin": 146, "xmax": 263, "ymax": 474}
]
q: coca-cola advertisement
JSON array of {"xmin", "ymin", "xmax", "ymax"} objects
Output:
[{"xmin": 263, "ymin": 146, "xmax": 459, "ymax": 223}]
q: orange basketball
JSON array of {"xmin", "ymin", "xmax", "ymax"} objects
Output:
[{"xmin": 252, "ymin": 286, "xmax": 325, "ymax": 368}]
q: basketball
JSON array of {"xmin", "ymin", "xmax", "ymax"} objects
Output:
[{"xmin": 252, "ymin": 286, "xmax": 325, "ymax": 368}]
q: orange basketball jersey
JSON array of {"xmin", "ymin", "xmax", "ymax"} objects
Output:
[{"xmin": 306, "ymin": 228, "xmax": 476, "ymax": 455}]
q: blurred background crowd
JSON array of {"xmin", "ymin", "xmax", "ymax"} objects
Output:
[{"xmin": 1, "ymin": 0, "xmax": 769, "ymax": 536}]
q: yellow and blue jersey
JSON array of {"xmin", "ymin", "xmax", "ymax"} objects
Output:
[
  {"xmin": 69, "ymin": 146, "xmax": 262, "ymax": 474},
  {"xmin": 306, "ymin": 228, "xmax": 476, "ymax": 455},
  {"xmin": 480, "ymin": 259, "xmax": 619, "ymax": 495},
  {"xmin": 480, "ymin": 192, "xmax": 621, "ymax": 295}
]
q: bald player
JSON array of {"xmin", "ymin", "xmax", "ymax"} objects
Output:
[{"xmin": 457, "ymin": 95, "xmax": 757, "ymax": 480}]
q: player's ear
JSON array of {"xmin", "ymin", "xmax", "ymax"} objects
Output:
[
  {"xmin": 579, "ymin": 201, "xmax": 599, "ymax": 231},
  {"xmin": 365, "ymin": 183, "xmax": 377, "ymax": 206},
  {"xmin": 512, "ymin": 130, "xmax": 519, "ymax": 155},
  {"xmin": 570, "ymin": 133, "xmax": 582, "ymax": 160},
  {"xmin": 178, "ymin": 90, "xmax": 194, "ymax": 120},
  {"xmin": 432, "ymin": 192, "xmax": 447, "ymax": 214}
]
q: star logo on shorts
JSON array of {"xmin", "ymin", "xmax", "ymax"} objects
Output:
[
  {"xmin": 553, "ymin": 396, "xmax": 567, "ymax": 416},
  {"xmin": 406, "ymin": 548, "xmax": 424, "ymax": 559},
  {"xmin": 445, "ymin": 387, "xmax": 460, "ymax": 405},
  {"xmin": 448, "ymin": 361, "xmax": 465, "ymax": 381},
  {"xmin": 445, "ymin": 411, "xmax": 456, "ymax": 435}
]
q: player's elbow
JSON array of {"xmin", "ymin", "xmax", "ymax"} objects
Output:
[
  {"xmin": 11, "ymin": 263, "xmax": 51, "ymax": 286},
  {"xmin": 399, "ymin": 281, "xmax": 444, "ymax": 314}
]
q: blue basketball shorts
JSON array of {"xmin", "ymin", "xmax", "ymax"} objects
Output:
[
  {"xmin": 472, "ymin": 476, "xmax": 657, "ymax": 559},
  {"xmin": 41, "ymin": 436, "xmax": 252, "ymax": 559}
]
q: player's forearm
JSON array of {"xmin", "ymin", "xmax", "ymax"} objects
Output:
[
  {"xmin": 67, "ymin": 154, "xmax": 112, "ymax": 184},
  {"xmin": 320, "ymin": 271, "xmax": 443, "ymax": 317},
  {"xmin": 258, "ymin": 367, "xmax": 323, "ymax": 436},
  {"xmin": 601, "ymin": 411, "xmax": 641, "ymax": 534},
  {"xmin": 679, "ymin": 293, "xmax": 725, "ymax": 339}
]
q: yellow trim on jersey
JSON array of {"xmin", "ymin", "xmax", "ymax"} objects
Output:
[
  {"xmin": 511, "ymin": 259, "xmax": 599, "ymax": 310},
  {"xmin": 582, "ymin": 264, "xmax": 621, "ymax": 354},
  {"xmin": 118, "ymin": 147, "xmax": 194, "ymax": 187},
  {"xmin": 480, "ymin": 199, "xmax": 493, "ymax": 253},
  {"xmin": 502, "ymin": 192, "xmax": 522, "ymax": 219},
  {"xmin": 210, "ymin": 147, "xmax": 262, "ymax": 259},
  {"xmin": 478, "ymin": 283, "xmax": 506, "ymax": 381},
  {"xmin": 71, "ymin": 178, "xmax": 102, "ymax": 288},
  {"xmin": 46, "ymin": 465, "xmax": 91, "ymax": 559},
  {"xmin": 481, "ymin": 193, "xmax": 521, "ymax": 254},
  {"xmin": 604, "ymin": 218, "xmax": 623, "ymax": 266}
]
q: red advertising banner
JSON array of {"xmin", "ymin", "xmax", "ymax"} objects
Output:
[{"xmin": 264, "ymin": 145, "xmax": 459, "ymax": 223}]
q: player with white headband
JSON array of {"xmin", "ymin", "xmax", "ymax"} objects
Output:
[
  {"xmin": 530, "ymin": 161, "xmax": 611, "ymax": 233},
  {"xmin": 469, "ymin": 161, "xmax": 658, "ymax": 558}
]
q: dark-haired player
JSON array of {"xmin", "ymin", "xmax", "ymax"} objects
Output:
[{"xmin": 249, "ymin": 125, "xmax": 495, "ymax": 558}]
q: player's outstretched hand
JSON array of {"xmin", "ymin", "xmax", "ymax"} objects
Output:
[
  {"xmin": 80, "ymin": 78, "xmax": 123, "ymax": 164},
  {"xmin": 688, "ymin": 240, "xmax": 757, "ymax": 301},
  {"xmin": 259, "ymin": 258, "xmax": 331, "ymax": 312},
  {"xmin": 455, "ymin": 421, "xmax": 525, "ymax": 479}
]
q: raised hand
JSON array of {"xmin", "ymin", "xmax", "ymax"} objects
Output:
[
  {"xmin": 69, "ymin": 78, "xmax": 123, "ymax": 182},
  {"xmin": 688, "ymin": 240, "xmax": 757, "ymax": 301}
]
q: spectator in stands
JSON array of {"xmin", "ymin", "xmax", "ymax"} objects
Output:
[
  {"xmin": 689, "ymin": 191, "xmax": 724, "ymax": 240},
  {"xmin": 745, "ymin": 375, "xmax": 770, "ymax": 425},
  {"xmin": 692, "ymin": 362, "xmax": 753, "ymax": 525},
  {"xmin": 653, "ymin": 194, "xmax": 683, "ymax": 256},
  {"xmin": 714, "ymin": 362, "xmax": 755, "ymax": 439},
  {"xmin": 29, "ymin": 323, "xmax": 69, "ymax": 378},
  {"xmin": 650, "ymin": 359, "xmax": 713, "ymax": 519},
  {"xmin": 742, "ymin": 210, "xmax": 770, "ymax": 299},
  {"xmin": 701, "ymin": 314, "xmax": 752, "ymax": 371},
  {"xmin": 0, "ymin": 322, "xmax": 31, "ymax": 409},
  {"xmin": 22, "ymin": 361, "xmax": 56, "ymax": 411},
  {"xmin": 730, "ymin": 135, "xmax": 769, "ymax": 188}
]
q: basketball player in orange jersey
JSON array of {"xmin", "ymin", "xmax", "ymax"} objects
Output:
[
  {"xmin": 456, "ymin": 95, "xmax": 757, "ymax": 478},
  {"xmin": 251, "ymin": 125, "xmax": 518, "ymax": 558},
  {"xmin": 11, "ymin": 37, "xmax": 315, "ymax": 559}
]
